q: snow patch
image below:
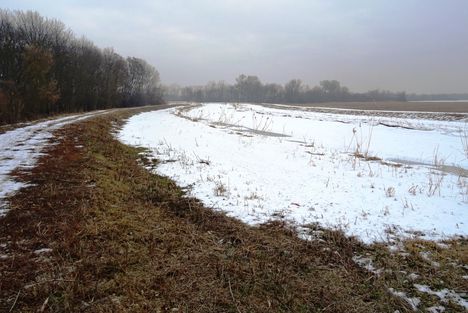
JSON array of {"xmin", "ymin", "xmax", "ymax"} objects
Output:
[
  {"xmin": 408, "ymin": 273, "xmax": 420, "ymax": 281},
  {"xmin": 426, "ymin": 306, "xmax": 445, "ymax": 313},
  {"xmin": 435, "ymin": 242, "xmax": 450, "ymax": 249},
  {"xmin": 352, "ymin": 255, "xmax": 382, "ymax": 275},
  {"xmin": 415, "ymin": 284, "xmax": 468, "ymax": 310},
  {"xmin": 118, "ymin": 103, "xmax": 468, "ymax": 243},
  {"xmin": 388, "ymin": 288, "xmax": 421, "ymax": 311},
  {"xmin": 419, "ymin": 251, "xmax": 441, "ymax": 268},
  {"xmin": 34, "ymin": 248, "xmax": 53, "ymax": 254}
]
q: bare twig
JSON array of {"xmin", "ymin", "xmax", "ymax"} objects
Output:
[
  {"xmin": 461, "ymin": 123, "xmax": 468, "ymax": 159},
  {"xmin": 39, "ymin": 297, "xmax": 49, "ymax": 312},
  {"xmin": 9, "ymin": 290, "xmax": 20, "ymax": 312},
  {"xmin": 228, "ymin": 277, "xmax": 242, "ymax": 313}
]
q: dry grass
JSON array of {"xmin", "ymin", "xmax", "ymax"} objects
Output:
[{"xmin": 462, "ymin": 124, "xmax": 468, "ymax": 159}]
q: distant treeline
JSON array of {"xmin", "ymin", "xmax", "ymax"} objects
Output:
[
  {"xmin": 0, "ymin": 10, "xmax": 163, "ymax": 125},
  {"xmin": 165, "ymin": 75, "xmax": 407, "ymax": 104},
  {"xmin": 407, "ymin": 93, "xmax": 468, "ymax": 101}
]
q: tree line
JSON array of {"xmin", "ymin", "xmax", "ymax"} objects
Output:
[
  {"xmin": 406, "ymin": 93, "xmax": 468, "ymax": 101},
  {"xmin": 165, "ymin": 75, "xmax": 407, "ymax": 104},
  {"xmin": 0, "ymin": 10, "xmax": 163, "ymax": 125}
]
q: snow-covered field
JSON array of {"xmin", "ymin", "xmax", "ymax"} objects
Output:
[
  {"xmin": 119, "ymin": 103, "xmax": 468, "ymax": 243},
  {"xmin": 0, "ymin": 110, "xmax": 110, "ymax": 216}
]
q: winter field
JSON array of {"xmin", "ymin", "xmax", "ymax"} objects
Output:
[{"xmin": 119, "ymin": 103, "xmax": 468, "ymax": 244}]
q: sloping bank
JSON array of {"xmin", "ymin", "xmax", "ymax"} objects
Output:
[{"xmin": 1, "ymin": 107, "xmax": 406, "ymax": 312}]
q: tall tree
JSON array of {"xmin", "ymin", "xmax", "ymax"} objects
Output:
[{"xmin": 0, "ymin": 9, "xmax": 163, "ymax": 125}]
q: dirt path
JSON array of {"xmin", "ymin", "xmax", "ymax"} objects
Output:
[
  {"xmin": 0, "ymin": 106, "xmax": 178, "ymax": 217},
  {"xmin": 0, "ymin": 109, "xmax": 117, "ymax": 217},
  {"xmin": 261, "ymin": 103, "xmax": 468, "ymax": 121},
  {"xmin": 272, "ymin": 101, "xmax": 468, "ymax": 113}
]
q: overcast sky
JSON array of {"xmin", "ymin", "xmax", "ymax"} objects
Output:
[{"xmin": 3, "ymin": 0, "xmax": 468, "ymax": 93}]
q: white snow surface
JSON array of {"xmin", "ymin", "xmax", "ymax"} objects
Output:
[
  {"xmin": 0, "ymin": 110, "xmax": 109, "ymax": 216},
  {"xmin": 352, "ymin": 255, "xmax": 383, "ymax": 275},
  {"xmin": 118, "ymin": 103, "xmax": 468, "ymax": 243}
]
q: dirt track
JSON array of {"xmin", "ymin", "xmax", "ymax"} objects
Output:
[
  {"xmin": 260, "ymin": 102, "xmax": 468, "ymax": 121},
  {"xmin": 276, "ymin": 101, "xmax": 468, "ymax": 113}
]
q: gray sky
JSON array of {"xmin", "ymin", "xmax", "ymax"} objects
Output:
[{"xmin": 3, "ymin": 0, "xmax": 468, "ymax": 93}]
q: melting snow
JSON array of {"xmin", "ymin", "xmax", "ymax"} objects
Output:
[
  {"xmin": 415, "ymin": 284, "xmax": 468, "ymax": 310},
  {"xmin": 419, "ymin": 251, "xmax": 441, "ymax": 268},
  {"xmin": 34, "ymin": 248, "xmax": 53, "ymax": 254},
  {"xmin": 388, "ymin": 288, "xmax": 421, "ymax": 311},
  {"xmin": 426, "ymin": 306, "xmax": 446, "ymax": 313},
  {"xmin": 352, "ymin": 255, "xmax": 383, "ymax": 275}
]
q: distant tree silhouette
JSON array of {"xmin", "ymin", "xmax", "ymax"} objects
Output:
[{"xmin": 164, "ymin": 76, "xmax": 407, "ymax": 104}]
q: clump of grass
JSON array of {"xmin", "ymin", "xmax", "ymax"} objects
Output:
[
  {"xmin": 427, "ymin": 171, "xmax": 444, "ymax": 196},
  {"xmin": 213, "ymin": 181, "xmax": 228, "ymax": 196},
  {"xmin": 244, "ymin": 191, "xmax": 263, "ymax": 201},
  {"xmin": 347, "ymin": 124, "xmax": 375, "ymax": 159},
  {"xmin": 385, "ymin": 186, "xmax": 396, "ymax": 198},
  {"xmin": 461, "ymin": 123, "xmax": 468, "ymax": 159},
  {"xmin": 251, "ymin": 112, "xmax": 272, "ymax": 132}
]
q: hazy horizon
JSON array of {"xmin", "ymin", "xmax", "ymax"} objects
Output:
[{"xmin": 2, "ymin": 0, "xmax": 468, "ymax": 94}]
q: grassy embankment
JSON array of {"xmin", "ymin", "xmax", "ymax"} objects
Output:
[{"xmin": 0, "ymin": 107, "xmax": 466, "ymax": 312}]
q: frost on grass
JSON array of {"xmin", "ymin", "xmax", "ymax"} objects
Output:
[
  {"xmin": 426, "ymin": 305, "xmax": 446, "ymax": 313},
  {"xmin": 0, "ymin": 110, "xmax": 109, "ymax": 216},
  {"xmin": 388, "ymin": 288, "xmax": 421, "ymax": 311},
  {"xmin": 34, "ymin": 248, "xmax": 53, "ymax": 254},
  {"xmin": 419, "ymin": 251, "xmax": 441, "ymax": 268},
  {"xmin": 352, "ymin": 255, "xmax": 383, "ymax": 276},
  {"xmin": 118, "ymin": 103, "xmax": 468, "ymax": 243},
  {"xmin": 414, "ymin": 284, "xmax": 468, "ymax": 310}
]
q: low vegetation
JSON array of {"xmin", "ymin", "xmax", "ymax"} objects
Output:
[{"xmin": 462, "ymin": 124, "xmax": 468, "ymax": 159}]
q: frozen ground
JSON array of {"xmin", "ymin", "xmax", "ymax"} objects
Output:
[
  {"xmin": 0, "ymin": 110, "xmax": 110, "ymax": 216},
  {"xmin": 119, "ymin": 103, "xmax": 468, "ymax": 243}
]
